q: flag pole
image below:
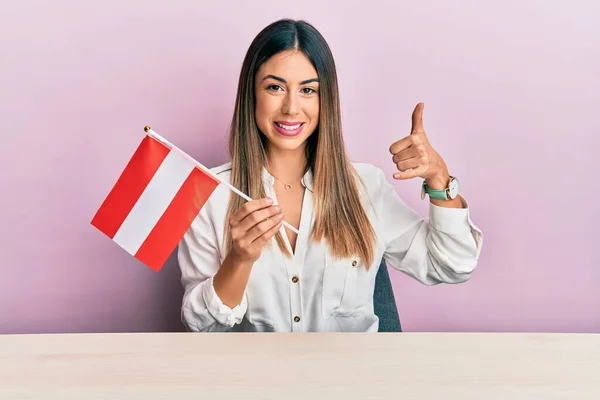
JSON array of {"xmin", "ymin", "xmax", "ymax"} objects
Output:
[{"xmin": 144, "ymin": 126, "xmax": 300, "ymax": 235}]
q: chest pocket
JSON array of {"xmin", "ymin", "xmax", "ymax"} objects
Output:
[{"xmin": 322, "ymin": 254, "xmax": 370, "ymax": 318}]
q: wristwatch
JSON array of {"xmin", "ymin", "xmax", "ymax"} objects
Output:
[{"xmin": 421, "ymin": 176, "xmax": 459, "ymax": 200}]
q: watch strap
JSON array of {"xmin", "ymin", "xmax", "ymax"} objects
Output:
[{"xmin": 422, "ymin": 180, "xmax": 449, "ymax": 200}]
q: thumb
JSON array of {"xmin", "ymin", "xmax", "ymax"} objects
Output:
[{"xmin": 411, "ymin": 102, "xmax": 424, "ymax": 134}]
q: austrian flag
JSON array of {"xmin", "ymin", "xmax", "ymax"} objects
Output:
[{"xmin": 91, "ymin": 128, "xmax": 220, "ymax": 271}]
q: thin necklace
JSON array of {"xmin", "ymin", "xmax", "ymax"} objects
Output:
[
  {"xmin": 272, "ymin": 174, "xmax": 293, "ymax": 191},
  {"xmin": 265, "ymin": 166, "xmax": 297, "ymax": 191}
]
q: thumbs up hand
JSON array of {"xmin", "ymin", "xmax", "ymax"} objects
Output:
[{"xmin": 388, "ymin": 103, "xmax": 450, "ymax": 189}]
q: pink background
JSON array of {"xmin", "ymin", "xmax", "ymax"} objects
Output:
[{"xmin": 1, "ymin": 0, "xmax": 598, "ymax": 334}]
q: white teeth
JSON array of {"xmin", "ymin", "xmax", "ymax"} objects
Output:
[{"xmin": 276, "ymin": 123, "xmax": 301, "ymax": 130}]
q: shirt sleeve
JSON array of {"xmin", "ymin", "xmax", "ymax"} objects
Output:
[
  {"xmin": 177, "ymin": 205, "xmax": 248, "ymax": 331},
  {"xmin": 375, "ymin": 168, "xmax": 483, "ymax": 285}
]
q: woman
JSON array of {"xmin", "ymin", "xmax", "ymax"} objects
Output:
[{"xmin": 177, "ymin": 19, "xmax": 483, "ymax": 332}]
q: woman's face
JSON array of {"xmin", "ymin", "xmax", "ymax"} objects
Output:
[{"xmin": 254, "ymin": 50, "xmax": 320, "ymax": 153}]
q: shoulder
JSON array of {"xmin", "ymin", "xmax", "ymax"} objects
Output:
[
  {"xmin": 351, "ymin": 162, "xmax": 385, "ymax": 180},
  {"xmin": 210, "ymin": 161, "xmax": 232, "ymax": 182},
  {"xmin": 347, "ymin": 162, "xmax": 397, "ymax": 222},
  {"xmin": 351, "ymin": 162, "xmax": 388, "ymax": 194},
  {"xmin": 197, "ymin": 161, "xmax": 232, "ymax": 222},
  {"xmin": 350, "ymin": 162, "xmax": 403, "ymax": 209},
  {"xmin": 206, "ymin": 160, "xmax": 234, "ymax": 204}
]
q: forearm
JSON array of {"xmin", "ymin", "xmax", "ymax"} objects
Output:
[
  {"xmin": 212, "ymin": 252, "xmax": 254, "ymax": 308},
  {"xmin": 384, "ymin": 198, "xmax": 483, "ymax": 285}
]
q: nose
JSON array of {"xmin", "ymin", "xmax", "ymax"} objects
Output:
[{"xmin": 282, "ymin": 92, "xmax": 299, "ymax": 116}]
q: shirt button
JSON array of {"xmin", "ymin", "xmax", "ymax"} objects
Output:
[
  {"xmin": 352, "ymin": 260, "xmax": 358, "ymax": 267},
  {"xmin": 294, "ymin": 316, "xmax": 300, "ymax": 323},
  {"xmin": 291, "ymin": 276, "xmax": 299, "ymax": 283}
]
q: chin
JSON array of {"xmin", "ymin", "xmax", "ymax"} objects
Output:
[{"xmin": 267, "ymin": 135, "xmax": 308, "ymax": 151}]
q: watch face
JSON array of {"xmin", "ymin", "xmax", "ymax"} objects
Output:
[{"xmin": 448, "ymin": 178, "xmax": 459, "ymax": 199}]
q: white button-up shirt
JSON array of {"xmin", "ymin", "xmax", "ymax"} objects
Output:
[{"xmin": 178, "ymin": 162, "xmax": 483, "ymax": 332}]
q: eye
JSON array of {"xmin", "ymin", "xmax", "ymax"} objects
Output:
[
  {"xmin": 302, "ymin": 87, "xmax": 317, "ymax": 94},
  {"xmin": 267, "ymin": 84, "xmax": 283, "ymax": 92}
]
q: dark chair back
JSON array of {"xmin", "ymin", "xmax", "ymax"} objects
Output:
[{"xmin": 373, "ymin": 259, "xmax": 402, "ymax": 332}]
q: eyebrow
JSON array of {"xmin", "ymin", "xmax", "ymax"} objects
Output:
[{"xmin": 261, "ymin": 74, "xmax": 319, "ymax": 85}]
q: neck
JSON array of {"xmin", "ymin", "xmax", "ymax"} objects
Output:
[{"xmin": 265, "ymin": 144, "xmax": 307, "ymax": 184}]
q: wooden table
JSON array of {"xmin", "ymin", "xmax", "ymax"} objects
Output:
[{"xmin": 1, "ymin": 332, "xmax": 599, "ymax": 399}]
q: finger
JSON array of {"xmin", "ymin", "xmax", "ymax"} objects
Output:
[
  {"xmin": 389, "ymin": 135, "xmax": 413, "ymax": 155},
  {"xmin": 230, "ymin": 197, "xmax": 274, "ymax": 225},
  {"xmin": 411, "ymin": 102, "xmax": 424, "ymax": 134},
  {"xmin": 396, "ymin": 158, "xmax": 420, "ymax": 172},
  {"xmin": 392, "ymin": 147, "xmax": 419, "ymax": 164},
  {"xmin": 247, "ymin": 213, "xmax": 284, "ymax": 242},
  {"xmin": 394, "ymin": 143, "xmax": 428, "ymax": 164},
  {"xmin": 238, "ymin": 205, "xmax": 281, "ymax": 232},
  {"xmin": 253, "ymin": 219, "xmax": 284, "ymax": 245},
  {"xmin": 394, "ymin": 165, "xmax": 427, "ymax": 180}
]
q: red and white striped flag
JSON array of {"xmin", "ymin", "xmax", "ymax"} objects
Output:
[{"xmin": 91, "ymin": 127, "xmax": 220, "ymax": 271}]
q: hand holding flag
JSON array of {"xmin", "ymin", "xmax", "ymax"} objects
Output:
[{"xmin": 228, "ymin": 197, "xmax": 285, "ymax": 264}]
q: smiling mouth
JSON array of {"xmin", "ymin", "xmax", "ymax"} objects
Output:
[
  {"xmin": 274, "ymin": 122, "xmax": 304, "ymax": 131},
  {"xmin": 272, "ymin": 121, "xmax": 306, "ymax": 137}
]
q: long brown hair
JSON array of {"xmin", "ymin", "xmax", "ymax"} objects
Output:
[{"xmin": 224, "ymin": 19, "xmax": 376, "ymax": 267}]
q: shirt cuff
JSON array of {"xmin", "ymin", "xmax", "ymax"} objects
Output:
[
  {"xmin": 429, "ymin": 194, "xmax": 474, "ymax": 235},
  {"xmin": 202, "ymin": 276, "xmax": 248, "ymax": 327}
]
